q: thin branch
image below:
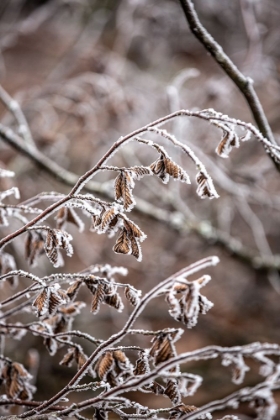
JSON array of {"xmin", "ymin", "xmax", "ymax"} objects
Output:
[
  {"xmin": 19, "ymin": 256, "xmax": 219, "ymax": 417},
  {"xmin": 178, "ymin": 0, "xmax": 279, "ymax": 169},
  {"xmin": 0, "ymin": 84, "xmax": 35, "ymax": 146},
  {"xmin": 0, "ymin": 118, "xmax": 279, "ymax": 271}
]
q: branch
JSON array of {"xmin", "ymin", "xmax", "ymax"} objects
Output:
[
  {"xmin": 19, "ymin": 257, "xmax": 219, "ymax": 417},
  {"xmin": 0, "ymin": 85, "xmax": 35, "ymax": 146},
  {"xmin": 1, "ymin": 117, "xmax": 280, "ymax": 271},
  {"xmin": 178, "ymin": 0, "xmax": 279, "ymax": 169}
]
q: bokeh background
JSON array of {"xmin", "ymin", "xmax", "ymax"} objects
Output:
[{"xmin": 1, "ymin": 0, "xmax": 280, "ymax": 418}]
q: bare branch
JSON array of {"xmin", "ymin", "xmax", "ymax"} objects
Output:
[{"xmin": 178, "ymin": 0, "xmax": 279, "ymax": 169}]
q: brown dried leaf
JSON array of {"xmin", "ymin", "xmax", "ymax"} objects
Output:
[
  {"xmin": 216, "ymin": 132, "xmax": 230, "ymax": 157},
  {"xmin": 55, "ymin": 207, "xmax": 67, "ymax": 230},
  {"xmin": 66, "ymin": 280, "xmax": 82, "ymax": 300},
  {"xmin": 114, "ymin": 172, "xmax": 123, "ymax": 201},
  {"xmin": 104, "ymin": 293, "xmax": 123, "ymax": 312},
  {"xmin": 164, "ymin": 157, "xmax": 190, "ymax": 183},
  {"xmin": 134, "ymin": 353, "xmax": 150, "ymax": 376},
  {"xmin": 131, "ymin": 166, "xmax": 152, "ymax": 179},
  {"xmin": 143, "ymin": 381, "xmax": 165, "ymax": 395},
  {"xmin": 95, "ymin": 351, "xmax": 114, "ymax": 380},
  {"xmin": 169, "ymin": 404, "xmax": 198, "ymax": 419},
  {"xmin": 48, "ymin": 289, "xmax": 64, "ymax": 315},
  {"xmin": 130, "ymin": 236, "xmax": 141, "ymax": 260},
  {"xmin": 33, "ymin": 288, "xmax": 48, "ymax": 317},
  {"xmin": 124, "ymin": 286, "xmax": 140, "ymax": 306},
  {"xmin": 44, "ymin": 337, "xmax": 58, "ymax": 356},
  {"xmin": 91, "ymin": 284, "xmax": 105, "ymax": 314},
  {"xmin": 101, "ymin": 208, "xmax": 116, "ymax": 232},
  {"xmin": 7, "ymin": 373, "xmax": 21, "ymax": 398},
  {"xmin": 25, "ymin": 232, "xmax": 45, "ymax": 266},
  {"xmin": 164, "ymin": 379, "xmax": 181, "ymax": 405},
  {"xmin": 75, "ymin": 349, "xmax": 88, "ymax": 370},
  {"xmin": 150, "ymin": 154, "xmax": 166, "ymax": 181},
  {"xmin": 60, "ymin": 348, "xmax": 75, "ymax": 367},
  {"xmin": 59, "ymin": 301, "xmax": 85, "ymax": 316},
  {"xmin": 56, "ymin": 207, "xmax": 84, "ymax": 231},
  {"xmin": 122, "ymin": 172, "xmax": 135, "ymax": 210},
  {"xmin": 84, "ymin": 277, "xmax": 98, "ymax": 294},
  {"xmin": 173, "ymin": 283, "xmax": 188, "ymax": 293},
  {"xmin": 113, "ymin": 350, "xmax": 130, "ymax": 373},
  {"xmin": 113, "ymin": 229, "xmax": 131, "ymax": 255},
  {"xmin": 154, "ymin": 336, "xmax": 174, "ymax": 365},
  {"xmin": 123, "ymin": 219, "xmax": 145, "ymax": 239}
]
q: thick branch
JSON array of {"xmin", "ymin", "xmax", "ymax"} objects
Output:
[{"xmin": 178, "ymin": 0, "xmax": 279, "ymax": 168}]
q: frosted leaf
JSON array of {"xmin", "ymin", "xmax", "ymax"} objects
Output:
[
  {"xmin": 114, "ymin": 170, "xmax": 136, "ymax": 211},
  {"xmin": 221, "ymin": 353, "xmax": 249, "ymax": 384},
  {"xmin": 196, "ymin": 170, "xmax": 219, "ymax": 199},
  {"xmin": 166, "ymin": 275, "xmax": 213, "ymax": 328},
  {"xmin": 44, "ymin": 228, "xmax": 73, "ymax": 268}
]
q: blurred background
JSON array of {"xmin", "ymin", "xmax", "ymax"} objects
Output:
[{"xmin": 1, "ymin": 0, "xmax": 280, "ymax": 418}]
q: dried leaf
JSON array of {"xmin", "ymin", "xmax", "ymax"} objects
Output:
[
  {"xmin": 59, "ymin": 301, "xmax": 85, "ymax": 316},
  {"xmin": 164, "ymin": 379, "xmax": 181, "ymax": 405},
  {"xmin": 114, "ymin": 172, "xmax": 123, "ymax": 201},
  {"xmin": 134, "ymin": 352, "xmax": 150, "ymax": 376},
  {"xmin": 154, "ymin": 336, "xmax": 175, "ymax": 365},
  {"xmin": 143, "ymin": 381, "xmax": 165, "ymax": 395},
  {"xmin": 91, "ymin": 284, "xmax": 105, "ymax": 314},
  {"xmin": 123, "ymin": 219, "xmax": 145, "ymax": 240},
  {"xmin": 95, "ymin": 352, "xmax": 114, "ymax": 380},
  {"xmin": 60, "ymin": 349, "xmax": 75, "ymax": 367},
  {"xmin": 75, "ymin": 348, "xmax": 88, "ymax": 370},
  {"xmin": 164, "ymin": 157, "xmax": 190, "ymax": 183},
  {"xmin": 113, "ymin": 350, "xmax": 130, "ymax": 374},
  {"xmin": 25, "ymin": 231, "xmax": 45, "ymax": 267},
  {"xmin": 150, "ymin": 154, "xmax": 169, "ymax": 183},
  {"xmin": 33, "ymin": 288, "xmax": 48, "ymax": 317},
  {"xmin": 101, "ymin": 208, "xmax": 117, "ymax": 232},
  {"xmin": 44, "ymin": 337, "xmax": 58, "ymax": 356},
  {"xmin": 130, "ymin": 166, "xmax": 152, "ymax": 179},
  {"xmin": 48, "ymin": 289, "xmax": 64, "ymax": 315},
  {"xmin": 104, "ymin": 293, "xmax": 124, "ymax": 312},
  {"xmin": 124, "ymin": 286, "xmax": 141, "ymax": 306},
  {"xmin": 44, "ymin": 229, "xmax": 73, "ymax": 268},
  {"xmin": 196, "ymin": 170, "xmax": 219, "ymax": 200},
  {"xmin": 113, "ymin": 229, "xmax": 131, "ymax": 255},
  {"xmin": 169, "ymin": 404, "xmax": 198, "ymax": 419},
  {"xmin": 130, "ymin": 236, "xmax": 141, "ymax": 260},
  {"xmin": 56, "ymin": 207, "xmax": 84, "ymax": 232},
  {"xmin": 66, "ymin": 280, "xmax": 82, "ymax": 300}
]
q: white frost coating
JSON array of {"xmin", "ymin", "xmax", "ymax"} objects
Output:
[
  {"xmin": 0, "ymin": 187, "xmax": 20, "ymax": 202},
  {"xmin": 241, "ymin": 130, "xmax": 252, "ymax": 142},
  {"xmin": 9, "ymin": 99, "xmax": 19, "ymax": 111},
  {"xmin": 0, "ymin": 168, "xmax": 14, "ymax": 178}
]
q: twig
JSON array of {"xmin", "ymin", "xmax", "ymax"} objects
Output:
[
  {"xmin": 178, "ymin": 0, "xmax": 279, "ymax": 169},
  {"xmin": 0, "ymin": 85, "xmax": 35, "ymax": 146},
  {"xmin": 19, "ymin": 256, "xmax": 219, "ymax": 417}
]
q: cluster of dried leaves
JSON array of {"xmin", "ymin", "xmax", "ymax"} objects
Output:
[{"xmin": 1, "ymin": 110, "xmax": 280, "ymax": 420}]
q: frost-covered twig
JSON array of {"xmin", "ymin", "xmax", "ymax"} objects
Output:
[{"xmin": 178, "ymin": 0, "xmax": 279, "ymax": 168}]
